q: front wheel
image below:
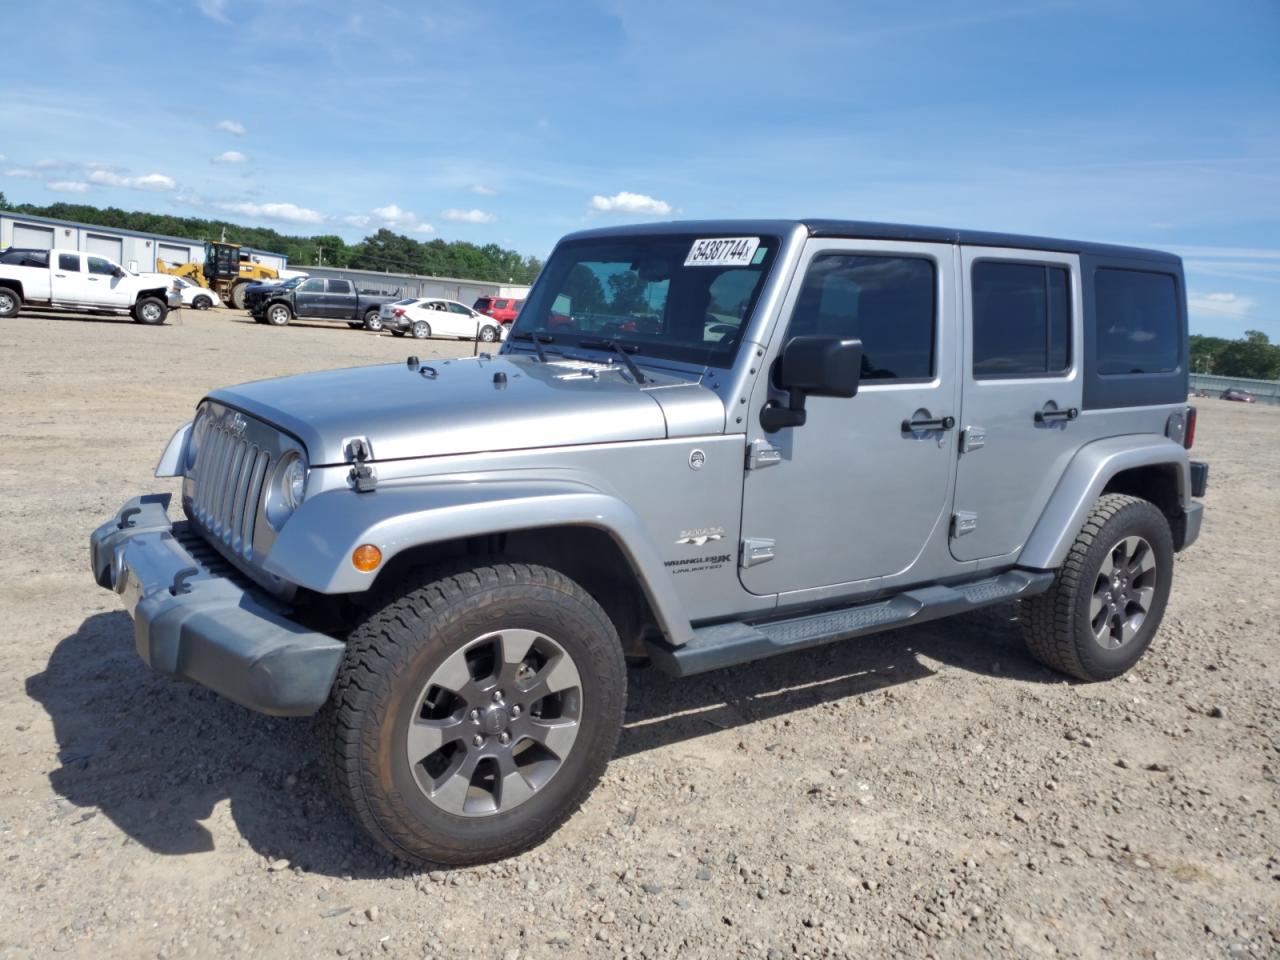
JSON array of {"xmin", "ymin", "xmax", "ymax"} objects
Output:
[
  {"xmin": 322, "ymin": 562, "xmax": 626, "ymax": 866},
  {"xmin": 364, "ymin": 310, "xmax": 384, "ymax": 332},
  {"xmin": 478, "ymin": 324, "xmax": 500, "ymax": 343},
  {"xmin": 133, "ymin": 297, "xmax": 168, "ymax": 325},
  {"xmin": 265, "ymin": 303, "xmax": 292, "ymax": 326},
  {"xmin": 411, "ymin": 320, "xmax": 431, "ymax": 340},
  {"xmin": 1019, "ymin": 494, "xmax": 1173, "ymax": 681}
]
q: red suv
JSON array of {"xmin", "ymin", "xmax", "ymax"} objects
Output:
[{"xmin": 473, "ymin": 296, "xmax": 522, "ymax": 325}]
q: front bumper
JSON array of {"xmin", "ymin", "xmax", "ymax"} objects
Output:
[{"xmin": 90, "ymin": 494, "xmax": 345, "ymax": 716}]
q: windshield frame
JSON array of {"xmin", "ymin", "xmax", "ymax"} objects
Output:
[{"xmin": 508, "ymin": 232, "xmax": 782, "ymax": 370}]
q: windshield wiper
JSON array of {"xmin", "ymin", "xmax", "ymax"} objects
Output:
[
  {"xmin": 509, "ymin": 330, "xmax": 552, "ymax": 362},
  {"xmin": 579, "ymin": 338, "xmax": 647, "ymax": 384}
]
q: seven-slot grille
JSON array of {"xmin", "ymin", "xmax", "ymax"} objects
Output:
[{"xmin": 190, "ymin": 419, "xmax": 271, "ymax": 557}]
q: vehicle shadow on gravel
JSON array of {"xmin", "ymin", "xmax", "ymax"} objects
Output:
[{"xmin": 30, "ymin": 606, "xmax": 1056, "ymax": 877}]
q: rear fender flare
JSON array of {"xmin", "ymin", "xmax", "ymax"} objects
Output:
[
  {"xmin": 1019, "ymin": 435, "xmax": 1190, "ymax": 570},
  {"xmin": 263, "ymin": 480, "xmax": 694, "ymax": 646}
]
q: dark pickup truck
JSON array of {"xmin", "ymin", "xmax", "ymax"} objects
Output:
[{"xmin": 250, "ymin": 277, "xmax": 397, "ymax": 329}]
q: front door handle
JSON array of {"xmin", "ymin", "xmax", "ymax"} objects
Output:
[
  {"xmin": 1034, "ymin": 406, "xmax": 1079, "ymax": 423},
  {"xmin": 902, "ymin": 414, "xmax": 956, "ymax": 432}
]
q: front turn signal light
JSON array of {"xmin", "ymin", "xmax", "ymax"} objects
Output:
[{"xmin": 352, "ymin": 544, "xmax": 382, "ymax": 572}]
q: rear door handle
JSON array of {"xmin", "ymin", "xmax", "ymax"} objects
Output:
[
  {"xmin": 1034, "ymin": 407, "xmax": 1079, "ymax": 423},
  {"xmin": 902, "ymin": 414, "xmax": 956, "ymax": 432}
]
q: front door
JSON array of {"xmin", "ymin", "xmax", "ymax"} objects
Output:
[
  {"xmin": 86, "ymin": 256, "xmax": 131, "ymax": 308},
  {"xmin": 740, "ymin": 239, "xmax": 960, "ymax": 597},
  {"xmin": 950, "ymin": 247, "xmax": 1083, "ymax": 562},
  {"xmin": 293, "ymin": 278, "xmax": 327, "ymax": 318}
]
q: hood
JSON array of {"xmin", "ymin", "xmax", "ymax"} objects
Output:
[{"xmin": 208, "ymin": 354, "xmax": 725, "ymax": 465}]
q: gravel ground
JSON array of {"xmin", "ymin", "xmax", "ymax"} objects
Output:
[{"xmin": 1, "ymin": 307, "xmax": 1277, "ymax": 960}]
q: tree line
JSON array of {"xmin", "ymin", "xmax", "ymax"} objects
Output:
[
  {"xmin": 0, "ymin": 193, "xmax": 542, "ymax": 283},
  {"xmin": 1190, "ymin": 330, "xmax": 1280, "ymax": 381}
]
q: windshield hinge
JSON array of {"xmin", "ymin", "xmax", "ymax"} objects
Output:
[
  {"xmin": 746, "ymin": 439, "xmax": 782, "ymax": 470},
  {"xmin": 345, "ymin": 437, "xmax": 377, "ymax": 493}
]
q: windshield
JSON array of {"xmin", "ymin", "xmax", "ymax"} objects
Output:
[{"xmin": 510, "ymin": 233, "xmax": 779, "ymax": 368}]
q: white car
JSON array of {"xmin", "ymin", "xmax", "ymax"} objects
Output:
[
  {"xmin": 379, "ymin": 297, "xmax": 505, "ymax": 343},
  {"xmin": 171, "ymin": 277, "xmax": 223, "ymax": 310}
]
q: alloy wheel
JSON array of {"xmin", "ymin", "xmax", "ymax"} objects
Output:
[{"xmin": 1091, "ymin": 535, "xmax": 1157, "ymax": 648}]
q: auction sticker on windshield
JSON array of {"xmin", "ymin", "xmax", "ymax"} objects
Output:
[{"xmin": 685, "ymin": 237, "xmax": 760, "ymax": 267}]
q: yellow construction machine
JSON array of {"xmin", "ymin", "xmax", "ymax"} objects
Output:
[{"xmin": 156, "ymin": 240, "xmax": 278, "ymax": 309}]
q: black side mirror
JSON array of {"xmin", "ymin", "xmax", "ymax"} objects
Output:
[
  {"xmin": 113, "ymin": 267, "xmax": 125, "ymax": 278},
  {"xmin": 760, "ymin": 336, "xmax": 863, "ymax": 432}
]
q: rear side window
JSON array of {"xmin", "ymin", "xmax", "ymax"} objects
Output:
[
  {"xmin": 327, "ymin": 279, "xmax": 353, "ymax": 294},
  {"xmin": 972, "ymin": 261, "xmax": 1071, "ymax": 377},
  {"xmin": 1, "ymin": 249, "xmax": 49, "ymax": 267},
  {"xmin": 58, "ymin": 253, "xmax": 81, "ymax": 272},
  {"xmin": 787, "ymin": 254, "xmax": 935, "ymax": 380},
  {"xmin": 494, "ymin": 299, "xmax": 508, "ymax": 309},
  {"xmin": 1095, "ymin": 269, "xmax": 1179, "ymax": 375}
]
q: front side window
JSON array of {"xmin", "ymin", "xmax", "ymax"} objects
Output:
[
  {"xmin": 88, "ymin": 256, "xmax": 115, "ymax": 276},
  {"xmin": 448, "ymin": 302, "xmax": 472, "ymax": 315},
  {"xmin": 972, "ymin": 261, "xmax": 1071, "ymax": 377},
  {"xmin": 513, "ymin": 234, "xmax": 778, "ymax": 367},
  {"xmin": 298, "ymin": 278, "xmax": 325, "ymax": 293},
  {"xmin": 1095, "ymin": 269, "xmax": 1180, "ymax": 375},
  {"xmin": 786, "ymin": 254, "xmax": 935, "ymax": 380},
  {"xmin": 58, "ymin": 253, "xmax": 81, "ymax": 272}
]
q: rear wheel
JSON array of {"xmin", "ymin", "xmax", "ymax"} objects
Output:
[
  {"xmin": 266, "ymin": 303, "xmax": 292, "ymax": 326},
  {"xmin": 1019, "ymin": 494, "xmax": 1173, "ymax": 681},
  {"xmin": 322, "ymin": 561, "xmax": 626, "ymax": 866},
  {"xmin": 364, "ymin": 309, "xmax": 384, "ymax": 331},
  {"xmin": 133, "ymin": 297, "xmax": 168, "ymax": 325},
  {"xmin": 0, "ymin": 288, "xmax": 21, "ymax": 318},
  {"xmin": 192, "ymin": 295, "xmax": 213, "ymax": 310}
]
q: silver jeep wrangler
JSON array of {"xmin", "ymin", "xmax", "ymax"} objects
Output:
[{"xmin": 91, "ymin": 220, "xmax": 1207, "ymax": 865}]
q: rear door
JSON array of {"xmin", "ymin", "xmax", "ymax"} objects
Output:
[
  {"xmin": 52, "ymin": 252, "xmax": 93, "ymax": 303},
  {"xmin": 323, "ymin": 278, "xmax": 357, "ymax": 320},
  {"xmin": 950, "ymin": 247, "xmax": 1083, "ymax": 562}
]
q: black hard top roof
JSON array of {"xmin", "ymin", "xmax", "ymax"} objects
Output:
[{"xmin": 561, "ymin": 218, "xmax": 1179, "ymax": 264}]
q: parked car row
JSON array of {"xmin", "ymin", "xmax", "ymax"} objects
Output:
[
  {"xmin": 375, "ymin": 297, "xmax": 505, "ymax": 342},
  {"xmin": 0, "ymin": 247, "xmax": 182, "ymax": 323}
]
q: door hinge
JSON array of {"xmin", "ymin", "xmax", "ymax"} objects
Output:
[
  {"xmin": 960, "ymin": 426, "xmax": 986, "ymax": 453},
  {"xmin": 952, "ymin": 511, "xmax": 978, "ymax": 538},
  {"xmin": 746, "ymin": 439, "xmax": 782, "ymax": 470},
  {"xmin": 740, "ymin": 537, "xmax": 776, "ymax": 568}
]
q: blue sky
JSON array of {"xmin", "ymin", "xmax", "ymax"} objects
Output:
[{"xmin": 2, "ymin": 0, "xmax": 1277, "ymax": 338}]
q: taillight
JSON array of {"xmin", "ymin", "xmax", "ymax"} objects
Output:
[
  {"xmin": 393, "ymin": 308, "xmax": 405, "ymax": 317},
  {"xmin": 1184, "ymin": 405, "xmax": 1196, "ymax": 449}
]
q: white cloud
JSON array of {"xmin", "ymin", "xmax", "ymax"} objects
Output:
[
  {"xmin": 442, "ymin": 208, "xmax": 495, "ymax": 224},
  {"xmin": 34, "ymin": 159, "xmax": 64, "ymax": 170},
  {"xmin": 1188, "ymin": 291, "xmax": 1255, "ymax": 319},
  {"xmin": 47, "ymin": 180, "xmax": 90, "ymax": 194},
  {"xmin": 88, "ymin": 170, "xmax": 177, "ymax": 191},
  {"xmin": 470, "ymin": 184, "xmax": 497, "ymax": 196},
  {"xmin": 4, "ymin": 168, "xmax": 39, "ymax": 179},
  {"xmin": 369, "ymin": 203, "xmax": 434, "ymax": 234},
  {"xmin": 213, "ymin": 151, "xmax": 248, "ymax": 164},
  {"xmin": 343, "ymin": 214, "xmax": 371, "ymax": 228},
  {"xmin": 198, "ymin": 0, "xmax": 229, "ymax": 22},
  {"xmin": 0, "ymin": 154, "xmax": 6, "ymax": 163},
  {"xmin": 219, "ymin": 201, "xmax": 326, "ymax": 225},
  {"xmin": 589, "ymin": 191, "xmax": 674, "ymax": 216},
  {"xmin": 215, "ymin": 119, "xmax": 246, "ymax": 136}
]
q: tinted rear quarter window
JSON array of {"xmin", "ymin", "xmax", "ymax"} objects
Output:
[
  {"xmin": 327, "ymin": 280, "xmax": 353, "ymax": 294},
  {"xmin": 1094, "ymin": 269, "xmax": 1179, "ymax": 375}
]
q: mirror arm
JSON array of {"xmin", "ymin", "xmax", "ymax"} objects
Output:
[{"xmin": 760, "ymin": 389, "xmax": 808, "ymax": 433}]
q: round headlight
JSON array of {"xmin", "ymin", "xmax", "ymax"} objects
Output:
[{"xmin": 282, "ymin": 456, "xmax": 308, "ymax": 510}]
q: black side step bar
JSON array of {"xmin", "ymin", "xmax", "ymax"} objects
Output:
[{"xmin": 647, "ymin": 569, "xmax": 1055, "ymax": 677}]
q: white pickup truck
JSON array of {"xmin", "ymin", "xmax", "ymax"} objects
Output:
[{"xmin": 0, "ymin": 247, "xmax": 182, "ymax": 324}]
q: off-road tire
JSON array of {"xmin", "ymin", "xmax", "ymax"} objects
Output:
[
  {"xmin": 132, "ymin": 297, "xmax": 168, "ymax": 325},
  {"xmin": 265, "ymin": 303, "xmax": 292, "ymax": 326},
  {"xmin": 1019, "ymin": 494, "xmax": 1173, "ymax": 681},
  {"xmin": 0, "ymin": 287, "xmax": 21, "ymax": 318},
  {"xmin": 321, "ymin": 561, "xmax": 626, "ymax": 866},
  {"xmin": 230, "ymin": 282, "xmax": 249, "ymax": 310}
]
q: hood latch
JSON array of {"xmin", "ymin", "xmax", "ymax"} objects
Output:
[{"xmin": 346, "ymin": 437, "xmax": 377, "ymax": 493}]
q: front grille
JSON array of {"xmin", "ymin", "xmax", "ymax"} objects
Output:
[{"xmin": 190, "ymin": 420, "xmax": 270, "ymax": 558}]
